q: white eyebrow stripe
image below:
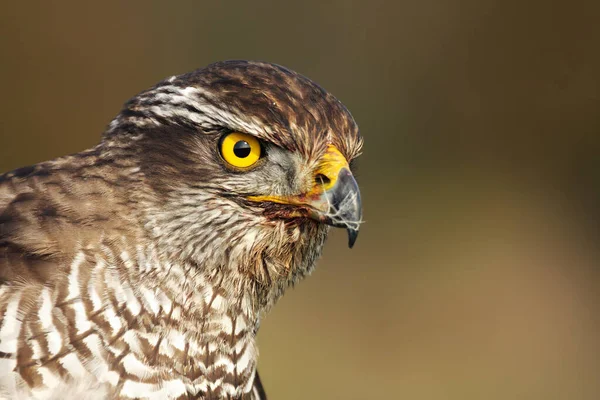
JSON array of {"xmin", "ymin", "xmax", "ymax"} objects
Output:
[{"xmin": 138, "ymin": 86, "xmax": 270, "ymax": 136}]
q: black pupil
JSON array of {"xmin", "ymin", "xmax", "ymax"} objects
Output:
[{"xmin": 233, "ymin": 141, "xmax": 252, "ymax": 158}]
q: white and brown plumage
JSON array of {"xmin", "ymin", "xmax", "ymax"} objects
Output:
[{"xmin": 0, "ymin": 60, "xmax": 363, "ymax": 399}]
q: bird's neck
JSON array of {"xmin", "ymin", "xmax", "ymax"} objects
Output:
[
  {"xmin": 91, "ymin": 138, "xmax": 328, "ymax": 319},
  {"xmin": 38, "ymin": 144, "xmax": 266, "ymax": 329},
  {"xmin": 146, "ymin": 245, "xmax": 261, "ymax": 331},
  {"xmin": 134, "ymin": 186, "xmax": 329, "ymax": 316}
]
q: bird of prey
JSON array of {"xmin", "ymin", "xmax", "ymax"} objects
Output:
[{"xmin": 0, "ymin": 60, "xmax": 363, "ymax": 399}]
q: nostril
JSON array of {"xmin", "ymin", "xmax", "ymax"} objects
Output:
[{"xmin": 315, "ymin": 174, "xmax": 331, "ymax": 186}]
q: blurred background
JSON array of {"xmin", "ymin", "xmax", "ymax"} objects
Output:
[{"xmin": 1, "ymin": 1, "xmax": 599, "ymax": 399}]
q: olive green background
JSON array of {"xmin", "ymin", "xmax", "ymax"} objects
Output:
[{"xmin": 1, "ymin": 1, "xmax": 599, "ymax": 399}]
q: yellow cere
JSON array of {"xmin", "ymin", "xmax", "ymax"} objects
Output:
[
  {"xmin": 220, "ymin": 132, "xmax": 261, "ymax": 168},
  {"xmin": 312, "ymin": 145, "xmax": 349, "ymax": 192}
]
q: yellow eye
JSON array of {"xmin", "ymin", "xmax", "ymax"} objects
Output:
[{"xmin": 220, "ymin": 132, "xmax": 262, "ymax": 168}]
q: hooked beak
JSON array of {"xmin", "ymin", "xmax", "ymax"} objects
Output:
[{"xmin": 248, "ymin": 145, "xmax": 362, "ymax": 248}]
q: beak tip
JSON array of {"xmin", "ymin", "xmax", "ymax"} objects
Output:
[{"xmin": 347, "ymin": 229, "xmax": 359, "ymax": 248}]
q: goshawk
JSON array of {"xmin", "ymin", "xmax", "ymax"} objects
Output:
[{"xmin": 0, "ymin": 60, "xmax": 363, "ymax": 399}]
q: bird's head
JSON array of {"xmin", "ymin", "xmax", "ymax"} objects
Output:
[{"xmin": 103, "ymin": 61, "xmax": 363, "ymax": 308}]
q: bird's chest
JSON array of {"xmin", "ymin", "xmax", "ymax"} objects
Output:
[
  {"xmin": 13, "ymin": 327, "xmax": 258, "ymax": 400},
  {"xmin": 3, "ymin": 249, "xmax": 261, "ymax": 399},
  {"xmin": 87, "ymin": 279, "xmax": 260, "ymax": 399},
  {"xmin": 106, "ymin": 315, "xmax": 259, "ymax": 399}
]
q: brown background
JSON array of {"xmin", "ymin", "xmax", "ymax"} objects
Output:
[{"xmin": 1, "ymin": 1, "xmax": 599, "ymax": 399}]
